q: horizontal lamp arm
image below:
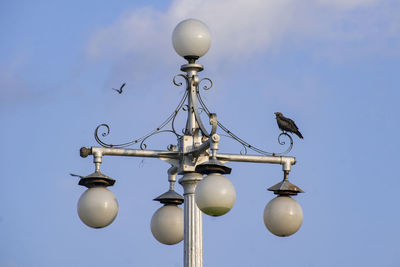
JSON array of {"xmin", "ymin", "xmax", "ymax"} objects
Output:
[
  {"xmin": 216, "ymin": 153, "xmax": 296, "ymax": 172},
  {"xmin": 80, "ymin": 146, "xmax": 180, "ymax": 159},
  {"xmin": 80, "ymin": 146, "xmax": 295, "ymax": 171}
]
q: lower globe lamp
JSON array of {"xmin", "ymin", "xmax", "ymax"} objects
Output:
[{"xmin": 263, "ymin": 195, "xmax": 303, "ymax": 237}]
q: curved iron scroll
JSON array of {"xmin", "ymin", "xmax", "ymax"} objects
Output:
[
  {"xmin": 199, "ymin": 78, "xmax": 213, "ymax": 91},
  {"xmin": 94, "ymin": 72, "xmax": 295, "ymax": 155},
  {"xmin": 94, "ymin": 76, "xmax": 189, "ymax": 149},
  {"xmin": 196, "ymin": 88, "xmax": 294, "ymax": 156}
]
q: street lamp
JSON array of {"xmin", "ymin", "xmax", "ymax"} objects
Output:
[
  {"xmin": 76, "ymin": 171, "xmax": 118, "ymax": 228},
  {"xmin": 74, "ymin": 18, "xmax": 304, "ymax": 267}
]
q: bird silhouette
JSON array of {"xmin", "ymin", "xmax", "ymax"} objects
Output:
[
  {"xmin": 112, "ymin": 83, "xmax": 126, "ymax": 94},
  {"xmin": 70, "ymin": 173, "xmax": 85, "ymax": 179},
  {"xmin": 274, "ymin": 112, "xmax": 303, "ymax": 139}
]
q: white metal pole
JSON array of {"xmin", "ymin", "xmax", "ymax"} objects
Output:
[{"xmin": 179, "ymin": 172, "xmax": 203, "ymax": 267}]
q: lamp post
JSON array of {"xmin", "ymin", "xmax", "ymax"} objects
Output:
[{"xmin": 74, "ymin": 18, "xmax": 304, "ymax": 267}]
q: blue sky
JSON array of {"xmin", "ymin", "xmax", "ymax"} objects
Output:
[{"xmin": 1, "ymin": 0, "xmax": 400, "ymax": 266}]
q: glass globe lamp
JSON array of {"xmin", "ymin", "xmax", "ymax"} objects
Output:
[
  {"xmin": 151, "ymin": 189, "xmax": 184, "ymax": 245},
  {"xmin": 77, "ymin": 186, "xmax": 118, "ymax": 228},
  {"xmin": 195, "ymin": 173, "xmax": 236, "ymax": 216},
  {"xmin": 151, "ymin": 204, "xmax": 184, "ymax": 245},
  {"xmin": 263, "ymin": 195, "xmax": 303, "ymax": 237},
  {"xmin": 172, "ymin": 18, "xmax": 211, "ymax": 61},
  {"xmin": 76, "ymin": 171, "xmax": 118, "ymax": 229}
]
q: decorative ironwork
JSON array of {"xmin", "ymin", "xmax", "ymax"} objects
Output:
[
  {"xmin": 219, "ymin": 134, "xmax": 249, "ymax": 155},
  {"xmin": 195, "ymin": 88, "xmax": 294, "ymax": 156},
  {"xmin": 199, "ymin": 78, "xmax": 213, "ymax": 91},
  {"xmin": 94, "ymin": 81, "xmax": 189, "ymax": 149},
  {"xmin": 277, "ymin": 132, "xmax": 294, "ymax": 155},
  {"xmin": 173, "ymin": 74, "xmax": 189, "ymax": 87},
  {"xmin": 139, "ymin": 130, "xmax": 177, "ymax": 150},
  {"xmin": 94, "ymin": 70, "xmax": 295, "ymax": 155}
]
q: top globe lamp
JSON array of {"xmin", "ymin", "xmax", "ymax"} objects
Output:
[{"xmin": 172, "ymin": 18, "xmax": 211, "ymax": 61}]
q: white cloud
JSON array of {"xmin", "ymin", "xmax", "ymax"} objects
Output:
[
  {"xmin": 315, "ymin": 0, "xmax": 379, "ymax": 10},
  {"xmin": 86, "ymin": 0, "xmax": 301, "ymax": 63},
  {"xmin": 0, "ymin": 54, "xmax": 37, "ymax": 109},
  {"xmin": 85, "ymin": 0, "xmax": 400, "ymax": 71},
  {"xmin": 87, "ymin": 7, "xmax": 169, "ymax": 61},
  {"xmin": 168, "ymin": 0, "xmax": 300, "ymax": 59}
]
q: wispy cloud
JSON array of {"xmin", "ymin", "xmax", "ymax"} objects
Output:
[
  {"xmin": 315, "ymin": 0, "xmax": 379, "ymax": 10},
  {"xmin": 81, "ymin": 0, "xmax": 400, "ymax": 116},
  {"xmin": 87, "ymin": 7, "xmax": 169, "ymax": 61},
  {"xmin": 86, "ymin": 0, "xmax": 400, "ymax": 67},
  {"xmin": 2, "ymin": 0, "xmax": 398, "ymax": 110},
  {"xmin": 0, "ymin": 54, "xmax": 38, "ymax": 110}
]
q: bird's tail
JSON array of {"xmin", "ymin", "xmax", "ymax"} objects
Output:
[{"xmin": 295, "ymin": 131, "xmax": 304, "ymax": 139}]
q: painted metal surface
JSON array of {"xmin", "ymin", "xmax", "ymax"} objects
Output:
[{"xmin": 179, "ymin": 173, "xmax": 203, "ymax": 267}]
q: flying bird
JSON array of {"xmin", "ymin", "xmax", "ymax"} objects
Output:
[
  {"xmin": 274, "ymin": 112, "xmax": 303, "ymax": 139},
  {"xmin": 112, "ymin": 83, "xmax": 126, "ymax": 94},
  {"xmin": 70, "ymin": 173, "xmax": 85, "ymax": 179}
]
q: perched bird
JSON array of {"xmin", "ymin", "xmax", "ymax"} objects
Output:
[
  {"xmin": 112, "ymin": 83, "xmax": 126, "ymax": 94},
  {"xmin": 274, "ymin": 112, "xmax": 303, "ymax": 139}
]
